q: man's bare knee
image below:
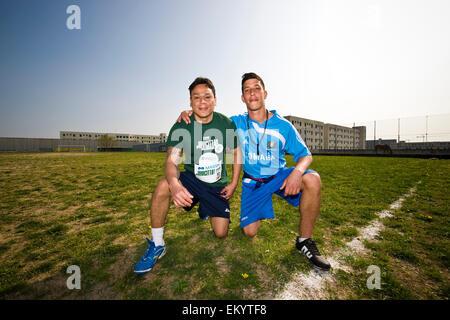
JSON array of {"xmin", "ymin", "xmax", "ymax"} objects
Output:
[
  {"xmin": 214, "ymin": 229, "xmax": 228, "ymax": 239},
  {"xmin": 303, "ymin": 172, "xmax": 322, "ymax": 191},
  {"xmin": 153, "ymin": 178, "xmax": 171, "ymax": 198},
  {"xmin": 211, "ymin": 218, "xmax": 229, "ymax": 239},
  {"xmin": 242, "ymin": 221, "xmax": 260, "ymax": 237},
  {"xmin": 242, "ymin": 227, "xmax": 258, "ymax": 237}
]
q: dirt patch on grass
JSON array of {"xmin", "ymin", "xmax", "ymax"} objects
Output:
[
  {"xmin": 215, "ymin": 256, "xmax": 229, "ymax": 274},
  {"xmin": 390, "ymin": 256, "xmax": 447, "ymax": 299},
  {"xmin": 85, "ymin": 200, "xmax": 105, "ymax": 208},
  {"xmin": 276, "ymin": 185, "xmax": 418, "ymax": 300},
  {"xmin": 4, "ymin": 273, "xmax": 68, "ymax": 300},
  {"xmin": 3, "ymin": 260, "xmax": 76, "ymax": 300},
  {"xmin": 188, "ymin": 234, "xmax": 201, "ymax": 244},
  {"xmin": 245, "ymin": 264, "xmax": 280, "ymax": 300},
  {"xmin": 107, "ymin": 247, "xmax": 139, "ymax": 281},
  {"xmin": 112, "ymin": 234, "xmax": 135, "ymax": 247}
]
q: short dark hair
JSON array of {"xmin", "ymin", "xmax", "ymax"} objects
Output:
[
  {"xmin": 241, "ymin": 72, "xmax": 265, "ymax": 93},
  {"xmin": 189, "ymin": 77, "xmax": 216, "ymax": 97}
]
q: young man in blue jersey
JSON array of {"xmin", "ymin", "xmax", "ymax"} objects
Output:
[{"xmin": 177, "ymin": 73, "xmax": 330, "ymax": 270}]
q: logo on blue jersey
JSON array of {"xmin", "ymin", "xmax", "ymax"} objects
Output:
[{"xmin": 267, "ymin": 141, "xmax": 277, "ymax": 149}]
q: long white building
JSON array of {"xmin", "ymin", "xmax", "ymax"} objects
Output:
[
  {"xmin": 60, "ymin": 116, "xmax": 366, "ymax": 151},
  {"xmin": 60, "ymin": 131, "xmax": 167, "ymax": 144}
]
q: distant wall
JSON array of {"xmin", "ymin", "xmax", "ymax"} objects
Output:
[
  {"xmin": 366, "ymin": 139, "xmax": 450, "ymax": 150},
  {"xmin": 313, "ymin": 149, "xmax": 450, "ymax": 158},
  {"xmin": 133, "ymin": 143, "xmax": 167, "ymax": 152},
  {"xmin": 0, "ymin": 137, "xmax": 166, "ymax": 152},
  {"xmin": 0, "ymin": 138, "xmax": 63, "ymax": 152}
]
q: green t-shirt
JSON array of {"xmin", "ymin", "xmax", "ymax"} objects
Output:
[{"xmin": 167, "ymin": 112, "xmax": 239, "ymax": 187}]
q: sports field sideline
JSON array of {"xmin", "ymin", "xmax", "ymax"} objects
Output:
[{"xmin": 0, "ymin": 152, "xmax": 448, "ymax": 299}]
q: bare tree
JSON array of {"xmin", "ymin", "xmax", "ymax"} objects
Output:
[{"xmin": 97, "ymin": 135, "xmax": 117, "ymax": 149}]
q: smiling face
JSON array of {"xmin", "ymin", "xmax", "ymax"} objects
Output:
[
  {"xmin": 241, "ymin": 78, "xmax": 267, "ymax": 112},
  {"xmin": 190, "ymin": 84, "xmax": 216, "ymax": 123}
]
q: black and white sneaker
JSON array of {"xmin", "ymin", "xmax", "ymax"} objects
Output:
[{"xmin": 296, "ymin": 237, "xmax": 331, "ymax": 271}]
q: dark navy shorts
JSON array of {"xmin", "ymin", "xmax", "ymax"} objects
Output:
[
  {"xmin": 240, "ymin": 167, "xmax": 318, "ymax": 228},
  {"xmin": 179, "ymin": 171, "xmax": 231, "ymax": 220}
]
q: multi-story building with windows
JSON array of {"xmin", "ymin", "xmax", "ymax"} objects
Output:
[
  {"xmin": 284, "ymin": 116, "xmax": 366, "ymax": 150},
  {"xmin": 284, "ymin": 116, "xmax": 325, "ymax": 150},
  {"xmin": 60, "ymin": 131, "xmax": 167, "ymax": 144},
  {"xmin": 323, "ymin": 124, "xmax": 366, "ymax": 150}
]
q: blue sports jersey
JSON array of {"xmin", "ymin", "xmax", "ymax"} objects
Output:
[{"xmin": 230, "ymin": 109, "xmax": 311, "ymax": 178}]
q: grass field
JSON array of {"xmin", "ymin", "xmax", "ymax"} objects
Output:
[{"xmin": 0, "ymin": 152, "xmax": 448, "ymax": 299}]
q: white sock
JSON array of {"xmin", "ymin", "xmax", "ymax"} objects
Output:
[
  {"xmin": 298, "ymin": 237, "xmax": 309, "ymax": 243},
  {"xmin": 151, "ymin": 227, "xmax": 165, "ymax": 247}
]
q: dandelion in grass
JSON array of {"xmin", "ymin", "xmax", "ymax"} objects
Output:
[{"xmin": 241, "ymin": 273, "xmax": 249, "ymax": 279}]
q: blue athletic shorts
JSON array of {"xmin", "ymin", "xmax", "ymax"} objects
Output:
[
  {"xmin": 240, "ymin": 167, "xmax": 317, "ymax": 228},
  {"xmin": 178, "ymin": 171, "xmax": 230, "ymax": 220}
]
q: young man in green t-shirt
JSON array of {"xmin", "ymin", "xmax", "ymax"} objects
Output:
[{"xmin": 134, "ymin": 77, "xmax": 242, "ymax": 274}]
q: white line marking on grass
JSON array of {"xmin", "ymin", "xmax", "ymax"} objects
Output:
[{"xmin": 275, "ymin": 184, "xmax": 418, "ymax": 300}]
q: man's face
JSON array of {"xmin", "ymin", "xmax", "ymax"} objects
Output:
[
  {"xmin": 190, "ymin": 84, "xmax": 216, "ymax": 119},
  {"xmin": 241, "ymin": 78, "xmax": 267, "ymax": 111}
]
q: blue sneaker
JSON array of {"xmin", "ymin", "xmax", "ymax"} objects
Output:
[{"xmin": 134, "ymin": 237, "xmax": 166, "ymax": 274}]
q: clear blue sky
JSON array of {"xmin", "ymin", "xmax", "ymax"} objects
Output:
[{"xmin": 1, "ymin": 0, "xmax": 449, "ymax": 141}]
